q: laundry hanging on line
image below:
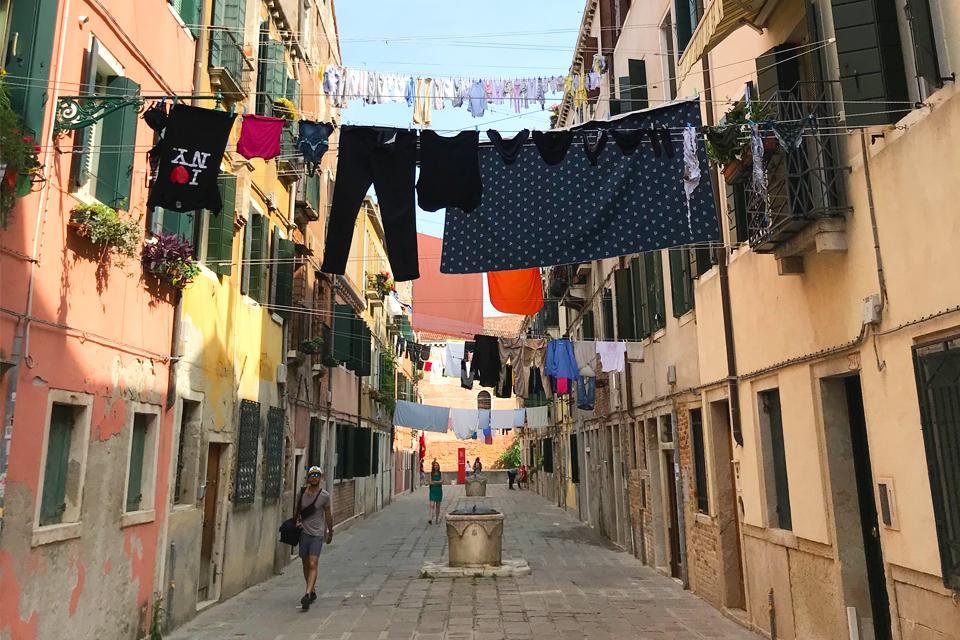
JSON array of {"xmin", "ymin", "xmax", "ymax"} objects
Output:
[
  {"xmin": 393, "ymin": 400, "xmax": 450, "ymax": 433},
  {"xmin": 487, "ymin": 268, "xmax": 544, "ymax": 316},
  {"xmin": 441, "ymin": 99, "xmax": 718, "ymax": 273}
]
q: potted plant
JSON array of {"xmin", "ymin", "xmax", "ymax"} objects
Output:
[
  {"xmin": 299, "ymin": 336, "xmax": 325, "ymax": 355},
  {"xmin": 0, "ymin": 77, "xmax": 42, "ymax": 227},
  {"xmin": 142, "ymin": 232, "xmax": 200, "ymax": 289},
  {"xmin": 272, "ymin": 97, "xmax": 299, "ymax": 122},
  {"xmin": 706, "ymin": 101, "xmax": 774, "ymax": 184},
  {"xmin": 70, "ymin": 202, "xmax": 141, "ymax": 259},
  {"xmin": 321, "ymin": 354, "xmax": 339, "ymax": 368},
  {"xmin": 366, "ymin": 271, "xmax": 395, "ymax": 299}
]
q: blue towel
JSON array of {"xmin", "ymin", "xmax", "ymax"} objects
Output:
[
  {"xmin": 545, "ymin": 339, "xmax": 580, "ymax": 380},
  {"xmin": 393, "ymin": 400, "xmax": 450, "ymax": 433}
]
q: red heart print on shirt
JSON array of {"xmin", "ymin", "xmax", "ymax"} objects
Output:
[{"xmin": 170, "ymin": 165, "xmax": 190, "ymax": 184}]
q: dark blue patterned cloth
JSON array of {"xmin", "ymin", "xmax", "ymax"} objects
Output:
[{"xmin": 440, "ymin": 99, "xmax": 718, "ymax": 273}]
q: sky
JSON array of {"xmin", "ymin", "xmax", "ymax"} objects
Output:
[{"xmin": 334, "ymin": 0, "xmax": 586, "ymax": 314}]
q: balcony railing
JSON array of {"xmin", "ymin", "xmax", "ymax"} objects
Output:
[
  {"xmin": 277, "ymin": 124, "xmax": 303, "ymax": 180},
  {"xmin": 295, "ymin": 172, "xmax": 321, "ymax": 222},
  {"xmin": 208, "ymin": 27, "xmax": 254, "ymax": 101},
  {"xmin": 747, "ymin": 84, "xmax": 851, "ymax": 253}
]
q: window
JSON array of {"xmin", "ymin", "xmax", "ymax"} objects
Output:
[
  {"xmin": 601, "ymin": 289, "xmax": 615, "ymax": 340},
  {"xmin": 371, "ymin": 432, "xmax": 381, "ymax": 475},
  {"xmin": 168, "ymin": 0, "xmax": 201, "ymax": 36},
  {"xmin": 541, "ymin": 438, "xmax": 554, "ymax": 474},
  {"xmin": 674, "ymin": 0, "xmax": 701, "ymax": 56},
  {"xmin": 263, "ymin": 407, "xmax": 284, "ymax": 499},
  {"xmin": 5, "ymin": 0, "xmax": 58, "ymax": 136},
  {"xmin": 726, "ymin": 182, "xmax": 749, "ymax": 244},
  {"xmin": 619, "ymin": 254, "xmax": 666, "ymax": 338},
  {"xmin": 149, "ymin": 208, "xmax": 202, "ymax": 254},
  {"xmin": 580, "ymin": 309, "xmax": 595, "ymax": 340},
  {"xmin": 569, "ymin": 433, "xmax": 580, "ymax": 483},
  {"xmin": 642, "ymin": 252, "xmax": 666, "ymax": 333},
  {"xmin": 242, "ymin": 208, "xmax": 268, "ymax": 301},
  {"xmin": 669, "ymin": 248, "xmax": 694, "ymax": 318},
  {"xmin": 759, "ymin": 389, "xmax": 791, "ymax": 530},
  {"xmin": 273, "ymin": 235, "xmax": 295, "ymax": 315},
  {"xmin": 72, "ymin": 40, "xmax": 140, "ymax": 208},
  {"xmin": 690, "ymin": 408, "xmax": 709, "ymax": 514},
  {"xmin": 37, "ymin": 393, "xmax": 92, "ymax": 533},
  {"xmin": 307, "ymin": 416, "xmax": 323, "ymax": 468},
  {"xmin": 354, "ymin": 427, "xmax": 372, "ymax": 477},
  {"xmin": 913, "ymin": 338, "xmax": 960, "ymax": 589},
  {"xmin": 205, "ymin": 174, "xmax": 237, "ymax": 277},
  {"xmin": 234, "ymin": 399, "xmax": 261, "ymax": 504},
  {"xmin": 615, "ymin": 267, "xmax": 638, "ymax": 340},
  {"xmin": 124, "ymin": 410, "xmax": 160, "ymax": 517},
  {"xmin": 660, "ymin": 12, "xmax": 678, "ymax": 101},
  {"xmin": 256, "ymin": 31, "xmax": 288, "ymax": 115},
  {"xmin": 173, "ymin": 399, "xmax": 201, "ymax": 505}
]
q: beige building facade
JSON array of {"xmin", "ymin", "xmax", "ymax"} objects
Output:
[{"xmin": 524, "ymin": 1, "xmax": 960, "ymax": 638}]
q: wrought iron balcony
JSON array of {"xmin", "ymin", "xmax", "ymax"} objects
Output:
[
  {"xmin": 747, "ymin": 84, "xmax": 851, "ymax": 255},
  {"xmin": 208, "ymin": 27, "xmax": 254, "ymax": 101},
  {"xmin": 278, "ymin": 125, "xmax": 303, "ymax": 179}
]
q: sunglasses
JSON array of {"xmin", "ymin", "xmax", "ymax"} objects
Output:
[{"xmin": 308, "ymin": 472, "xmax": 322, "ymax": 478}]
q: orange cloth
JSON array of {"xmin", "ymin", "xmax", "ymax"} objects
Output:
[
  {"xmin": 487, "ymin": 268, "xmax": 544, "ymax": 315},
  {"xmin": 413, "ymin": 233, "xmax": 484, "ymax": 337}
]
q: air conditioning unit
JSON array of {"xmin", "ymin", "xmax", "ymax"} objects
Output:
[{"xmin": 276, "ymin": 363, "xmax": 287, "ymax": 383}]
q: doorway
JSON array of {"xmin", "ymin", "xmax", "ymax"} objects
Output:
[
  {"xmin": 198, "ymin": 443, "xmax": 224, "ymax": 603},
  {"xmin": 822, "ymin": 374, "xmax": 891, "ymax": 640},
  {"xmin": 644, "ymin": 418, "xmax": 667, "ymax": 570},
  {"xmin": 709, "ymin": 400, "xmax": 746, "ymax": 610},
  {"xmin": 663, "ymin": 449, "xmax": 682, "ymax": 579}
]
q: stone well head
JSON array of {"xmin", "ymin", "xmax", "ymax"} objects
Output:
[{"xmin": 445, "ymin": 505, "xmax": 503, "ymax": 567}]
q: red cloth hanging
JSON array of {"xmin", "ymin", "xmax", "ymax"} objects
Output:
[{"xmin": 487, "ymin": 268, "xmax": 544, "ymax": 315}]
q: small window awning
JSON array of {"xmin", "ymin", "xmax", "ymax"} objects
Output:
[{"xmin": 677, "ymin": 0, "xmax": 766, "ymax": 85}]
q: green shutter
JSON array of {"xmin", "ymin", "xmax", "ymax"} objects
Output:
[
  {"xmin": 627, "ymin": 59, "xmax": 649, "ymax": 110},
  {"xmin": 275, "ymin": 238, "xmax": 295, "ymax": 313},
  {"xmin": 96, "ymin": 76, "xmax": 140, "ymax": 208},
  {"xmin": 6, "ymin": 0, "xmax": 58, "ymax": 136},
  {"xmin": 644, "ymin": 251, "xmax": 665, "ymax": 331},
  {"xmin": 630, "ymin": 257, "xmax": 649, "ymax": 338},
  {"xmin": 285, "ymin": 77, "xmax": 300, "ymax": 105},
  {"xmin": 601, "ymin": 289, "xmax": 615, "ymax": 340},
  {"xmin": 344, "ymin": 425, "xmax": 356, "ymax": 479},
  {"xmin": 206, "ymin": 175, "xmax": 236, "ymax": 276},
  {"xmin": 126, "ymin": 415, "xmax": 148, "ymax": 512},
  {"xmin": 213, "ymin": 0, "xmax": 246, "ymax": 28},
  {"xmin": 248, "ymin": 214, "xmax": 267, "ymax": 302},
  {"xmin": 670, "ymin": 248, "xmax": 694, "ymax": 317},
  {"xmin": 257, "ymin": 38, "xmax": 287, "ymax": 115},
  {"xmin": 171, "ymin": 0, "xmax": 201, "ymax": 37},
  {"xmin": 675, "ymin": 0, "xmax": 693, "ymax": 54},
  {"xmin": 351, "ymin": 316, "xmax": 371, "ymax": 377},
  {"xmin": 690, "ymin": 245, "xmax": 713, "ymax": 278},
  {"xmin": 614, "ymin": 268, "xmax": 635, "ymax": 340},
  {"xmin": 333, "ymin": 304, "xmax": 354, "ymax": 365},
  {"xmin": 906, "ymin": 0, "xmax": 943, "ymax": 91},
  {"xmin": 618, "ymin": 76, "xmax": 631, "ymax": 112},
  {"xmin": 39, "ymin": 404, "xmax": 73, "ymax": 526},
  {"xmin": 161, "ymin": 209, "xmax": 197, "ymax": 243},
  {"xmin": 830, "ymin": 0, "xmax": 910, "ymax": 125}
]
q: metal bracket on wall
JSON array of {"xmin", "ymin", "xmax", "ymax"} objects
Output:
[{"xmin": 53, "ymin": 93, "xmax": 226, "ymax": 134}]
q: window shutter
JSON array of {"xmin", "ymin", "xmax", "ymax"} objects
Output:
[
  {"xmin": 675, "ymin": 0, "xmax": 693, "ymax": 54},
  {"xmin": 690, "ymin": 245, "xmax": 713, "ymax": 279},
  {"xmin": 569, "ymin": 433, "xmax": 580, "ymax": 483},
  {"xmin": 669, "ymin": 247, "xmax": 694, "ymax": 317},
  {"xmin": 248, "ymin": 214, "xmax": 267, "ymax": 302},
  {"xmin": 126, "ymin": 417, "xmax": 148, "ymax": 512},
  {"xmin": 39, "ymin": 405, "xmax": 73, "ymax": 526},
  {"xmin": 257, "ymin": 39, "xmax": 287, "ymax": 115},
  {"xmin": 830, "ymin": 0, "xmax": 910, "ymax": 125},
  {"xmin": 630, "ymin": 257, "xmax": 649, "ymax": 338},
  {"xmin": 644, "ymin": 251, "xmax": 665, "ymax": 331},
  {"xmin": 627, "ymin": 59, "xmax": 649, "ymax": 110},
  {"xmin": 601, "ymin": 289, "xmax": 615, "ymax": 340},
  {"xmin": 274, "ymin": 238, "xmax": 295, "ymax": 314},
  {"xmin": 308, "ymin": 417, "xmax": 322, "ymax": 467},
  {"xmin": 286, "ymin": 77, "xmax": 300, "ymax": 105},
  {"xmin": 207, "ymin": 175, "xmax": 236, "ymax": 276},
  {"xmin": 161, "ymin": 209, "xmax": 197, "ymax": 243},
  {"xmin": 727, "ymin": 182, "xmax": 749, "ymax": 243},
  {"xmin": 372, "ymin": 433, "xmax": 380, "ymax": 475},
  {"xmin": 96, "ymin": 76, "xmax": 140, "ymax": 208},
  {"xmin": 581, "ymin": 310, "xmax": 595, "ymax": 340},
  {"xmin": 614, "ymin": 268, "xmax": 636, "ymax": 340},
  {"xmin": 355, "ymin": 318, "xmax": 371, "ymax": 377},
  {"xmin": 6, "ymin": 0, "xmax": 58, "ymax": 136},
  {"xmin": 333, "ymin": 304, "xmax": 353, "ymax": 365},
  {"xmin": 73, "ymin": 38, "xmax": 100, "ymax": 190},
  {"xmin": 344, "ymin": 425, "xmax": 356, "ymax": 479},
  {"xmin": 171, "ymin": 0, "xmax": 202, "ymax": 37},
  {"xmin": 617, "ymin": 76, "xmax": 631, "ymax": 112},
  {"xmin": 906, "ymin": 0, "xmax": 943, "ymax": 91}
]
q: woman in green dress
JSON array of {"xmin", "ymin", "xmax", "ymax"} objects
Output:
[{"xmin": 428, "ymin": 459, "xmax": 443, "ymax": 524}]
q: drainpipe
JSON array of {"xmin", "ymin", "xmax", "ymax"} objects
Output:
[
  {"xmin": 624, "ymin": 356, "xmax": 646, "ymax": 563},
  {"xmin": 700, "ymin": 48, "xmax": 743, "ymax": 447}
]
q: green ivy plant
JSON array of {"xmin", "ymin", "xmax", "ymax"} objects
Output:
[
  {"xmin": 299, "ymin": 336, "xmax": 325, "ymax": 355},
  {"xmin": 494, "ymin": 439, "xmax": 522, "ymax": 469},
  {"xmin": 70, "ymin": 202, "xmax": 141, "ymax": 259}
]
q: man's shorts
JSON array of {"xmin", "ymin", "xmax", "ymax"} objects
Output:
[{"xmin": 299, "ymin": 532, "xmax": 324, "ymax": 558}]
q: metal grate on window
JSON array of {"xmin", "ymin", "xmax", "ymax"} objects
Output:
[
  {"xmin": 234, "ymin": 399, "xmax": 261, "ymax": 504},
  {"xmin": 263, "ymin": 407, "xmax": 284, "ymax": 500}
]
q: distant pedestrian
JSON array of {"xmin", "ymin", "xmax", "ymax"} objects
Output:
[
  {"xmin": 473, "ymin": 457, "xmax": 483, "ymax": 475},
  {"xmin": 518, "ymin": 463, "xmax": 528, "ymax": 489},
  {"xmin": 296, "ymin": 466, "xmax": 333, "ymax": 611},
  {"xmin": 428, "ymin": 459, "xmax": 443, "ymax": 524},
  {"xmin": 507, "ymin": 468, "xmax": 517, "ymax": 489}
]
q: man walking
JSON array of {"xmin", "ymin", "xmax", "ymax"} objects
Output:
[{"xmin": 296, "ymin": 466, "xmax": 333, "ymax": 611}]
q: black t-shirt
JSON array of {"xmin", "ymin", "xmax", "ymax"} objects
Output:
[{"xmin": 147, "ymin": 104, "xmax": 236, "ymax": 213}]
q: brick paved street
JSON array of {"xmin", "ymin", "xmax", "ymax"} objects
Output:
[{"xmin": 168, "ymin": 485, "xmax": 761, "ymax": 640}]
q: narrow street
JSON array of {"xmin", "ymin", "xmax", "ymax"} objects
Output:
[{"xmin": 169, "ymin": 485, "xmax": 759, "ymax": 640}]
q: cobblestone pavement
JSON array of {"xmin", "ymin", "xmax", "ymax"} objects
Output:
[{"xmin": 168, "ymin": 485, "xmax": 761, "ymax": 640}]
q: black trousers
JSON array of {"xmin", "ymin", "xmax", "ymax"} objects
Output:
[{"xmin": 320, "ymin": 126, "xmax": 420, "ymax": 281}]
